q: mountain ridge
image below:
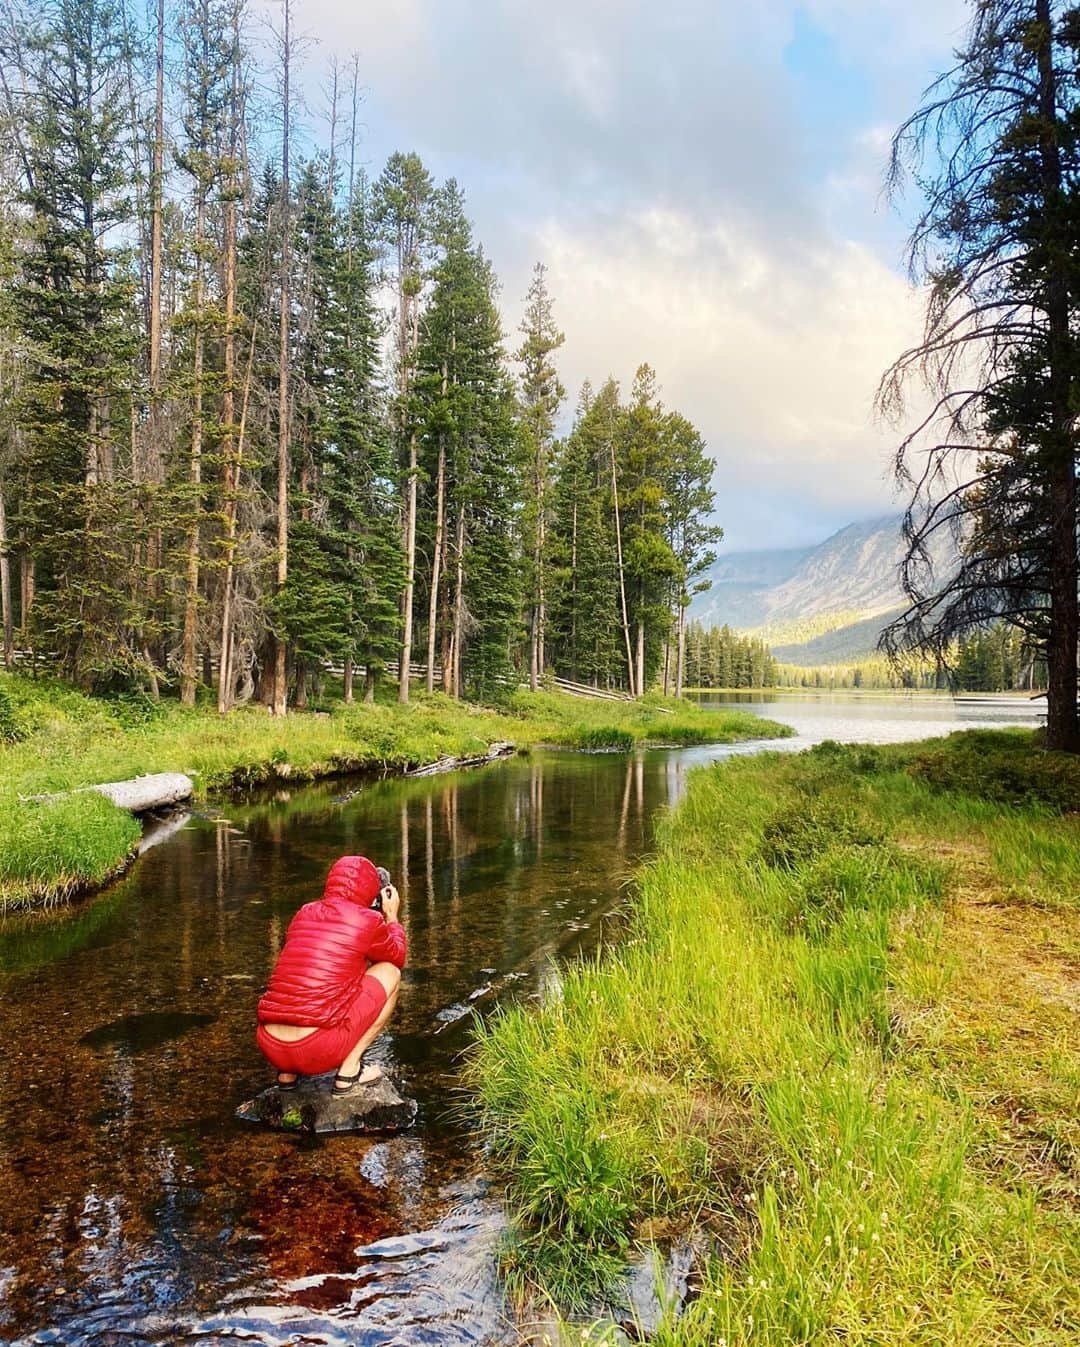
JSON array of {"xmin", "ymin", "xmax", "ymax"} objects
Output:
[{"xmin": 689, "ymin": 514, "xmax": 956, "ymax": 664}]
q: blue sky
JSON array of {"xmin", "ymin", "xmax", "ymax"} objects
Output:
[{"xmin": 258, "ymin": 0, "xmax": 969, "ymax": 551}]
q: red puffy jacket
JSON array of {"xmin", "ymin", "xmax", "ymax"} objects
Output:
[{"xmin": 257, "ymin": 855, "xmax": 407, "ymax": 1029}]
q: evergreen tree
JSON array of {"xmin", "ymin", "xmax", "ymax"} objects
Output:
[
  {"xmin": 619, "ymin": 364, "xmax": 680, "ymax": 693},
  {"xmin": 326, "ymin": 175, "xmax": 402, "ymax": 700},
  {"xmin": 549, "ymin": 381, "xmax": 620, "ymax": 685},
  {"xmin": 516, "ymin": 261, "xmax": 564, "ymax": 690},
  {"xmin": 374, "ymin": 150, "xmax": 432, "ymax": 702},
  {"xmin": 881, "ymin": 0, "xmax": 1080, "ymax": 750},
  {"xmin": 11, "ymin": 0, "xmax": 144, "ymax": 686},
  {"xmin": 662, "ymin": 410, "xmax": 720, "ymax": 696},
  {"xmin": 413, "ymin": 183, "xmax": 520, "ymax": 698}
]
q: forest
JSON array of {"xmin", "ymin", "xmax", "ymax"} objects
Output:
[{"xmin": 0, "ymin": 0, "xmax": 719, "ymax": 712}]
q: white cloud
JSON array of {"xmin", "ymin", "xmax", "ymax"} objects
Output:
[
  {"xmin": 534, "ymin": 207, "xmax": 924, "ymax": 546},
  {"xmin": 249, "ymin": 0, "xmax": 964, "ymax": 547}
]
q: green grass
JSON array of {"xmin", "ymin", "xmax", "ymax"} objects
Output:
[
  {"xmin": 0, "ymin": 673, "xmax": 789, "ymax": 910},
  {"xmin": 468, "ymin": 732, "xmax": 1080, "ymax": 1343},
  {"xmin": 0, "ymin": 790, "xmax": 141, "ymax": 910}
]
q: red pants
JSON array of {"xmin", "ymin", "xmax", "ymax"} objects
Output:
[{"xmin": 256, "ymin": 974, "xmax": 388, "ymax": 1077}]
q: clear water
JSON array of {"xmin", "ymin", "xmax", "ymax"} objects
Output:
[{"xmin": 0, "ymin": 695, "xmax": 1042, "ymax": 1346}]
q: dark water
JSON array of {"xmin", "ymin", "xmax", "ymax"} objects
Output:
[
  {"xmin": 0, "ymin": 750, "xmax": 702, "ymax": 1347},
  {"xmin": 0, "ymin": 696, "xmax": 1042, "ymax": 1346}
]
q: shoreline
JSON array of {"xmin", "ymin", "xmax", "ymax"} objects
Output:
[
  {"xmin": 0, "ymin": 678, "xmax": 792, "ymax": 913},
  {"xmin": 469, "ymin": 728, "xmax": 1079, "ymax": 1341}
]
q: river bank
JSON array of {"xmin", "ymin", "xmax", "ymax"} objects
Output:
[
  {"xmin": 0, "ymin": 675, "xmax": 790, "ymax": 911},
  {"xmin": 470, "ymin": 729, "xmax": 1080, "ymax": 1343}
]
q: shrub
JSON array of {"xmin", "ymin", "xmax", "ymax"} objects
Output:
[
  {"xmin": 758, "ymin": 796, "xmax": 885, "ymax": 871},
  {"xmin": 909, "ymin": 729, "xmax": 1080, "ymax": 813},
  {"xmin": 0, "ymin": 683, "xmax": 23, "ymax": 743},
  {"xmin": 789, "ymin": 842, "xmax": 945, "ymax": 940}
]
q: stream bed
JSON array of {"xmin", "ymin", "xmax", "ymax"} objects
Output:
[{"xmin": 0, "ymin": 695, "xmax": 1043, "ymax": 1346}]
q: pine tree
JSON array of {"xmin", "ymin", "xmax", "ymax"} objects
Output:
[
  {"xmin": 11, "ymin": 0, "xmax": 145, "ymax": 686},
  {"xmin": 618, "ymin": 364, "xmax": 680, "ymax": 694},
  {"xmin": 413, "ymin": 183, "xmax": 520, "ymax": 697},
  {"xmin": 662, "ymin": 410, "xmax": 720, "ymax": 697},
  {"xmin": 326, "ymin": 175, "xmax": 402, "ymax": 700},
  {"xmin": 881, "ymin": 0, "xmax": 1080, "ymax": 750},
  {"xmin": 549, "ymin": 381, "xmax": 621, "ymax": 685},
  {"xmin": 175, "ymin": 0, "xmax": 233, "ymax": 704},
  {"xmin": 374, "ymin": 150, "xmax": 432, "ymax": 702},
  {"xmin": 516, "ymin": 261, "xmax": 564, "ymax": 690}
]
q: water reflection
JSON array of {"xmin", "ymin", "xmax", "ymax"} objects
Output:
[{"xmin": 0, "ymin": 751, "xmax": 661, "ymax": 1346}]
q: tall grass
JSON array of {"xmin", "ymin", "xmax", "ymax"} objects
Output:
[
  {"xmin": 0, "ymin": 792, "xmax": 141, "ymax": 911},
  {"xmin": 468, "ymin": 736, "xmax": 1080, "ymax": 1342}
]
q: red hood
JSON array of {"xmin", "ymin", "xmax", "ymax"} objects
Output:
[{"xmin": 323, "ymin": 855, "xmax": 382, "ymax": 906}]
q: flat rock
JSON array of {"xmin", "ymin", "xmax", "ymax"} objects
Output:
[{"xmin": 235, "ymin": 1071, "xmax": 418, "ymax": 1134}]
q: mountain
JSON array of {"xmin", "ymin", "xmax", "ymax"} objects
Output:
[{"xmin": 689, "ymin": 514, "xmax": 957, "ymax": 664}]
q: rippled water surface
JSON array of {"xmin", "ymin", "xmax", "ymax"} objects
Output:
[{"xmin": 0, "ymin": 694, "xmax": 1043, "ymax": 1346}]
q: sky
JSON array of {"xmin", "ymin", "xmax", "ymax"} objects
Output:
[{"xmin": 258, "ymin": 0, "xmax": 971, "ymax": 551}]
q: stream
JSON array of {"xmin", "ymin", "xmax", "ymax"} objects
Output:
[{"xmin": 0, "ymin": 694, "xmax": 1044, "ymax": 1346}]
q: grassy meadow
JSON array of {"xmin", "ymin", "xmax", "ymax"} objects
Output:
[
  {"xmin": 469, "ymin": 730, "xmax": 1080, "ymax": 1344},
  {"xmin": 0, "ymin": 673, "xmax": 788, "ymax": 910}
]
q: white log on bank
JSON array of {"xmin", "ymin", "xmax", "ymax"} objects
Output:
[
  {"xmin": 91, "ymin": 773, "xmax": 194, "ymax": 813},
  {"xmin": 23, "ymin": 773, "xmax": 195, "ymax": 814}
]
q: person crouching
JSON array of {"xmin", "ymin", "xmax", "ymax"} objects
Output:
[{"xmin": 256, "ymin": 855, "xmax": 406, "ymax": 1095}]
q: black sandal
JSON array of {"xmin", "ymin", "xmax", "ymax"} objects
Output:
[
  {"xmin": 276, "ymin": 1072, "xmax": 299, "ymax": 1092},
  {"xmin": 333, "ymin": 1064, "xmax": 382, "ymax": 1094}
]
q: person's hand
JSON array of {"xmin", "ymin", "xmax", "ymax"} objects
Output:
[{"xmin": 381, "ymin": 885, "xmax": 401, "ymax": 923}]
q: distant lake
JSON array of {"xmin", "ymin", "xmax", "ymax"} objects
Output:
[{"xmin": 687, "ymin": 689, "xmax": 1044, "ymax": 760}]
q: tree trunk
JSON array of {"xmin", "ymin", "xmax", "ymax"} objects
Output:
[
  {"xmin": 343, "ymin": 656, "xmax": 354, "ymax": 703},
  {"xmin": 609, "ymin": 438, "xmax": 635, "ymax": 695},
  {"xmin": 181, "ymin": 195, "xmax": 206, "ymax": 707},
  {"xmin": 217, "ymin": 21, "xmax": 243, "ymax": 716},
  {"xmin": 676, "ymin": 598, "xmax": 686, "ymax": 699},
  {"xmin": 529, "ymin": 482, "xmax": 541, "ymax": 690},
  {"xmin": 294, "ymin": 660, "xmax": 307, "ymax": 709},
  {"xmin": 1035, "ymin": 0, "xmax": 1079, "ymax": 751},
  {"xmin": 426, "ymin": 431, "xmax": 446, "ymax": 694},
  {"xmin": 272, "ymin": 0, "xmax": 292, "ymax": 718},
  {"xmin": 569, "ymin": 496, "xmax": 578, "ymax": 681},
  {"xmin": 364, "ymin": 666, "xmax": 376, "ymax": 703},
  {"xmin": 399, "ymin": 430, "xmax": 418, "ymax": 702},
  {"xmin": 149, "ymin": 0, "xmax": 164, "ymax": 411},
  {"xmin": 636, "ymin": 619, "xmax": 645, "ymax": 700},
  {"xmin": 0, "ymin": 471, "xmax": 12, "ymax": 666},
  {"xmin": 450, "ymin": 504, "xmax": 466, "ymax": 698},
  {"xmin": 143, "ymin": 0, "xmax": 166, "ymax": 636},
  {"xmin": 537, "ymin": 504, "xmax": 546, "ymax": 682},
  {"xmin": 20, "ymin": 553, "xmax": 34, "ymax": 634}
]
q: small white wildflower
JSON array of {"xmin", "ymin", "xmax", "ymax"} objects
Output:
[{"xmin": 824, "ymin": 1234, "xmax": 832, "ymax": 1246}]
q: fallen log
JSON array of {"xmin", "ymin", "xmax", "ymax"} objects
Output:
[
  {"xmin": 405, "ymin": 741, "xmax": 515, "ymax": 779},
  {"xmin": 23, "ymin": 772, "xmax": 195, "ymax": 815},
  {"xmin": 91, "ymin": 773, "xmax": 195, "ymax": 813}
]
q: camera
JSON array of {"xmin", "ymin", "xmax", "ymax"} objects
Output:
[{"xmin": 371, "ymin": 865, "xmax": 393, "ymax": 912}]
